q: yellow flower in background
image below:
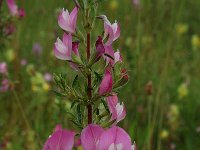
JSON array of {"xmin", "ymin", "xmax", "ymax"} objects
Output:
[
  {"xmin": 178, "ymin": 83, "xmax": 188, "ymax": 99},
  {"xmin": 175, "ymin": 23, "xmax": 188, "ymax": 35},
  {"xmin": 110, "ymin": 0, "xmax": 118, "ymax": 10},
  {"xmin": 191, "ymin": 34, "xmax": 200, "ymax": 49},
  {"xmin": 5, "ymin": 49, "xmax": 15, "ymax": 62},
  {"xmin": 43, "ymin": 83, "xmax": 50, "ymax": 91},
  {"xmin": 160, "ymin": 129, "xmax": 169, "ymax": 139},
  {"xmin": 168, "ymin": 104, "xmax": 180, "ymax": 131}
]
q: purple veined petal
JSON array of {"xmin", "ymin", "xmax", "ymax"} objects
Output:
[
  {"xmin": 54, "ymin": 33, "xmax": 72, "ymax": 60},
  {"xmin": 63, "ymin": 33, "xmax": 72, "ymax": 58},
  {"xmin": 6, "ymin": 0, "xmax": 18, "ymax": 16},
  {"xmin": 112, "ymin": 22, "xmax": 120, "ymax": 41},
  {"xmin": 98, "ymin": 68, "xmax": 113, "ymax": 96},
  {"xmin": 105, "ymin": 24, "xmax": 115, "ymax": 46},
  {"xmin": 72, "ymin": 42, "xmax": 80, "ymax": 56},
  {"xmin": 107, "ymin": 95, "xmax": 118, "ymax": 120},
  {"xmin": 58, "ymin": 9, "xmax": 74, "ymax": 33},
  {"xmin": 54, "ymin": 40, "xmax": 69, "ymax": 60},
  {"xmin": 96, "ymin": 36, "xmax": 105, "ymax": 58},
  {"xmin": 104, "ymin": 45, "xmax": 115, "ymax": 65},
  {"xmin": 81, "ymin": 124, "xmax": 104, "ymax": 150},
  {"xmin": 43, "ymin": 129, "xmax": 75, "ymax": 150},
  {"xmin": 98, "ymin": 126, "xmax": 132, "ymax": 150},
  {"xmin": 69, "ymin": 7, "xmax": 78, "ymax": 32}
]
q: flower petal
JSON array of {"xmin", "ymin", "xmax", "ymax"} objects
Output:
[
  {"xmin": 98, "ymin": 126, "xmax": 132, "ymax": 150},
  {"xmin": 81, "ymin": 124, "xmax": 104, "ymax": 150},
  {"xmin": 98, "ymin": 68, "xmax": 113, "ymax": 95},
  {"xmin": 43, "ymin": 129, "xmax": 75, "ymax": 150}
]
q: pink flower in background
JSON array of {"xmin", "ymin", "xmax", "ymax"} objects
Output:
[
  {"xmin": 44, "ymin": 73, "xmax": 53, "ymax": 82},
  {"xmin": 43, "ymin": 125, "xmax": 75, "ymax": 150},
  {"xmin": 18, "ymin": 8, "xmax": 26, "ymax": 18},
  {"xmin": 98, "ymin": 126, "xmax": 132, "ymax": 150},
  {"xmin": 98, "ymin": 68, "xmax": 113, "ymax": 95},
  {"xmin": 54, "ymin": 33, "xmax": 72, "ymax": 60},
  {"xmin": 58, "ymin": 7, "xmax": 78, "ymax": 33},
  {"xmin": 32, "ymin": 42, "xmax": 43, "ymax": 56},
  {"xmin": 132, "ymin": 0, "xmax": 140, "ymax": 6},
  {"xmin": 0, "ymin": 79, "xmax": 10, "ymax": 92},
  {"xmin": 6, "ymin": 0, "xmax": 25, "ymax": 18},
  {"xmin": 106, "ymin": 94, "xmax": 126, "ymax": 123},
  {"xmin": 104, "ymin": 45, "xmax": 115, "ymax": 65},
  {"xmin": 81, "ymin": 124, "xmax": 104, "ymax": 150},
  {"xmin": 0, "ymin": 62, "xmax": 8, "ymax": 75},
  {"xmin": 6, "ymin": 0, "xmax": 18, "ymax": 16},
  {"xmin": 20, "ymin": 59, "xmax": 27, "ymax": 66},
  {"xmin": 99, "ymin": 15, "xmax": 120, "ymax": 45}
]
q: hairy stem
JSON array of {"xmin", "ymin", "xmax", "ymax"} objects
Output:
[{"xmin": 87, "ymin": 33, "xmax": 92, "ymax": 124}]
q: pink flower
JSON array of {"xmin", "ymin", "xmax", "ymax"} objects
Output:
[
  {"xmin": 44, "ymin": 73, "xmax": 53, "ymax": 82},
  {"xmin": 99, "ymin": 15, "xmax": 120, "ymax": 45},
  {"xmin": 18, "ymin": 8, "xmax": 26, "ymax": 18},
  {"xmin": 6, "ymin": 0, "xmax": 18, "ymax": 16},
  {"xmin": 106, "ymin": 94, "xmax": 126, "ymax": 123},
  {"xmin": 98, "ymin": 68, "xmax": 113, "ymax": 95},
  {"xmin": 54, "ymin": 33, "xmax": 72, "ymax": 60},
  {"xmin": 114, "ymin": 50, "xmax": 123, "ymax": 64},
  {"xmin": 0, "ymin": 62, "xmax": 8, "ymax": 75},
  {"xmin": 43, "ymin": 124, "xmax": 75, "ymax": 150},
  {"xmin": 58, "ymin": 7, "xmax": 78, "ymax": 33},
  {"xmin": 70, "ymin": 42, "xmax": 80, "ymax": 70},
  {"xmin": 95, "ymin": 36, "xmax": 106, "ymax": 62},
  {"xmin": 0, "ymin": 79, "xmax": 10, "ymax": 92},
  {"xmin": 104, "ymin": 45, "xmax": 115, "ymax": 65},
  {"xmin": 132, "ymin": 0, "xmax": 140, "ymax": 6},
  {"xmin": 81, "ymin": 124, "xmax": 104, "ymax": 150},
  {"xmin": 6, "ymin": 0, "xmax": 25, "ymax": 18},
  {"xmin": 97, "ymin": 126, "xmax": 132, "ymax": 150}
]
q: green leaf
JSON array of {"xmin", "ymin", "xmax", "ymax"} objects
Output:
[
  {"xmin": 76, "ymin": 104, "xmax": 83, "ymax": 125},
  {"xmin": 101, "ymin": 99, "xmax": 109, "ymax": 113},
  {"xmin": 71, "ymin": 101, "xmax": 77, "ymax": 109},
  {"xmin": 53, "ymin": 90, "xmax": 67, "ymax": 97},
  {"xmin": 72, "ymin": 75, "xmax": 79, "ymax": 88}
]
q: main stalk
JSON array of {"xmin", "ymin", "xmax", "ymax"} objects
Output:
[{"xmin": 87, "ymin": 33, "xmax": 92, "ymax": 124}]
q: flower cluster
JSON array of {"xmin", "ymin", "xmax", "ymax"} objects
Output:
[
  {"xmin": 43, "ymin": 1, "xmax": 136, "ymax": 149},
  {"xmin": 44, "ymin": 124, "xmax": 136, "ymax": 150}
]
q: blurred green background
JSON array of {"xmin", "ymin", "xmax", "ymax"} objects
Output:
[{"xmin": 0, "ymin": 0, "xmax": 200, "ymax": 149}]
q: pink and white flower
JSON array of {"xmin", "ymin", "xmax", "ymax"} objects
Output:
[
  {"xmin": 114, "ymin": 50, "xmax": 123, "ymax": 64},
  {"xmin": 99, "ymin": 15, "xmax": 120, "ymax": 45},
  {"xmin": 98, "ymin": 68, "xmax": 113, "ymax": 96},
  {"xmin": 54, "ymin": 33, "xmax": 72, "ymax": 60},
  {"xmin": 106, "ymin": 94, "xmax": 126, "ymax": 123},
  {"xmin": 43, "ymin": 124, "xmax": 75, "ymax": 150},
  {"xmin": 58, "ymin": 7, "xmax": 78, "ymax": 33}
]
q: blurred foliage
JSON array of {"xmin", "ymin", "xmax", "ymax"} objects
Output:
[{"xmin": 0, "ymin": 0, "xmax": 200, "ymax": 149}]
